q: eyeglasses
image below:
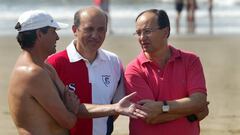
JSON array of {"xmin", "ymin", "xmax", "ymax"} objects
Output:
[{"xmin": 133, "ymin": 27, "xmax": 161, "ymax": 37}]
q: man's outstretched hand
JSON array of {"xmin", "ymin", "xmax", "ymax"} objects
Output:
[{"xmin": 114, "ymin": 92, "xmax": 146, "ymax": 119}]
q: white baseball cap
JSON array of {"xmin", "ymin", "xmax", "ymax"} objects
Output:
[{"xmin": 17, "ymin": 10, "xmax": 68, "ymax": 32}]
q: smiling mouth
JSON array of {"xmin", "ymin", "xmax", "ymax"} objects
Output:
[
  {"xmin": 142, "ymin": 43, "xmax": 149, "ymax": 47},
  {"xmin": 89, "ymin": 39, "xmax": 98, "ymax": 43}
]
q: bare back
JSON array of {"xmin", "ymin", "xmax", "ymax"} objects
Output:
[{"xmin": 8, "ymin": 52, "xmax": 69, "ymax": 135}]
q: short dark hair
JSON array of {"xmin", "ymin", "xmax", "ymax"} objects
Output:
[
  {"xmin": 73, "ymin": 10, "xmax": 81, "ymax": 27},
  {"xmin": 73, "ymin": 8, "xmax": 108, "ymax": 28},
  {"xmin": 15, "ymin": 23, "xmax": 50, "ymax": 49},
  {"xmin": 136, "ymin": 9, "xmax": 170, "ymax": 38}
]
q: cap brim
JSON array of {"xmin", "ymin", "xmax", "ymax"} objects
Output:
[{"xmin": 51, "ymin": 21, "xmax": 69, "ymax": 30}]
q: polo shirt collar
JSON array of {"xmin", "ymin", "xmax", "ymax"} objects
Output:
[
  {"xmin": 138, "ymin": 45, "xmax": 181, "ymax": 65},
  {"xmin": 66, "ymin": 40, "xmax": 108, "ymax": 63},
  {"xmin": 168, "ymin": 45, "xmax": 181, "ymax": 62}
]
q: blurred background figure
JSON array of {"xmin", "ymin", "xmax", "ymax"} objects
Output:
[
  {"xmin": 94, "ymin": 0, "xmax": 113, "ymax": 34},
  {"xmin": 208, "ymin": 0, "xmax": 213, "ymax": 34},
  {"xmin": 186, "ymin": 0, "xmax": 198, "ymax": 33},
  {"xmin": 175, "ymin": 0, "xmax": 184, "ymax": 34},
  {"xmin": 94, "ymin": 0, "xmax": 109, "ymax": 13}
]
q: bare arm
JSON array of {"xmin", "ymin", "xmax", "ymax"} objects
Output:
[
  {"xmin": 137, "ymin": 92, "xmax": 208, "ymax": 124},
  {"xmin": 193, "ymin": 103, "xmax": 209, "ymax": 121},
  {"xmin": 167, "ymin": 92, "xmax": 207, "ymax": 114},
  {"xmin": 28, "ymin": 68, "xmax": 77, "ymax": 129},
  {"xmin": 147, "ymin": 107, "xmax": 208, "ymax": 124},
  {"xmin": 46, "ymin": 64, "xmax": 145, "ymax": 119},
  {"xmin": 74, "ymin": 92, "xmax": 144, "ymax": 119}
]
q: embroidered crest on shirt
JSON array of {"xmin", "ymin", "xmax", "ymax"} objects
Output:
[
  {"xmin": 67, "ymin": 83, "xmax": 76, "ymax": 92},
  {"xmin": 102, "ymin": 75, "xmax": 111, "ymax": 87}
]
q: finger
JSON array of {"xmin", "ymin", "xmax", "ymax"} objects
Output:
[
  {"xmin": 128, "ymin": 104, "xmax": 136, "ymax": 113},
  {"xmin": 133, "ymin": 111, "xmax": 146, "ymax": 119},
  {"xmin": 130, "ymin": 104, "xmax": 148, "ymax": 118},
  {"xmin": 64, "ymin": 91, "xmax": 70, "ymax": 100},
  {"xmin": 129, "ymin": 114, "xmax": 138, "ymax": 119},
  {"xmin": 135, "ymin": 108, "xmax": 148, "ymax": 116},
  {"xmin": 63, "ymin": 90, "xmax": 68, "ymax": 100},
  {"xmin": 127, "ymin": 110, "xmax": 138, "ymax": 119},
  {"xmin": 124, "ymin": 92, "xmax": 137, "ymax": 100},
  {"xmin": 66, "ymin": 90, "xmax": 71, "ymax": 96},
  {"xmin": 73, "ymin": 100, "xmax": 80, "ymax": 114},
  {"xmin": 70, "ymin": 92, "xmax": 76, "ymax": 97},
  {"xmin": 146, "ymin": 119, "xmax": 152, "ymax": 124},
  {"xmin": 72, "ymin": 96, "xmax": 77, "ymax": 105},
  {"xmin": 137, "ymin": 99, "xmax": 153, "ymax": 105},
  {"xmin": 71, "ymin": 94, "xmax": 78, "ymax": 103},
  {"xmin": 74, "ymin": 95, "xmax": 80, "ymax": 104},
  {"xmin": 135, "ymin": 104, "xmax": 148, "ymax": 110},
  {"xmin": 65, "ymin": 85, "xmax": 70, "ymax": 91},
  {"xmin": 63, "ymin": 86, "xmax": 67, "ymax": 92}
]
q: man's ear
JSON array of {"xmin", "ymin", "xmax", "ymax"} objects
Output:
[
  {"xmin": 72, "ymin": 25, "xmax": 78, "ymax": 37},
  {"xmin": 36, "ymin": 29, "xmax": 42, "ymax": 39},
  {"xmin": 163, "ymin": 27, "xmax": 170, "ymax": 38}
]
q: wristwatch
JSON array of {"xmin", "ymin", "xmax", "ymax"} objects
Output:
[{"xmin": 162, "ymin": 101, "xmax": 170, "ymax": 113}]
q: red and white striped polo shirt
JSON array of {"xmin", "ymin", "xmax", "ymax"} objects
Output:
[{"xmin": 47, "ymin": 40, "xmax": 125, "ymax": 135}]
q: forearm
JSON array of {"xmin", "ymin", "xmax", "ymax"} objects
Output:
[
  {"xmin": 145, "ymin": 106, "xmax": 208, "ymax": 124},
  {"xmin": 147, "ymin": 113, "xmax": 185, "ymax": 124},
  {"xmin": 62, "ymin": 113, "xmax": 78, "ymax": 129},
  {"xmin": 77, "ymin": 103, "xmax": 117, "ymax": 118},
  {"xmin": 167, "ymin": 92, "xmax": 207, "ymax": 115},
  {"xmin": 193, "ymin": 104, "xmax": 209, "ymax": 121}
]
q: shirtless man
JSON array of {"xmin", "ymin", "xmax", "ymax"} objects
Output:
[{"xmin": 8, "ymin": 10, "xmax": 143, "ymax": 135}]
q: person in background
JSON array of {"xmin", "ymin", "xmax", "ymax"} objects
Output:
[
  {"xmin": 208, "ymin": 0, "xmax": 213, "ymax": 34},
  {"xmin": 125, "ymin": 9, "xmax": 209, "ymax": 135},
  {"xmin": 47, "ymin": 6, "xmax": 139, "ymax": 135},
  {"xmin": 186, "ymin": 0, "xmax": 198, "ymax": 33},
  {"xmin": 94, "ymin": 0, "xmax": 113, "ymax": 34},
  {"xmin": 175, "ymin": 0, "xmax": 184, "ymax": 34}
]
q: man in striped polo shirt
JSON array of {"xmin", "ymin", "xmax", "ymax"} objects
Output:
[{"xmin": 47, "ymin": 6, "xmax": 137, "ymax": 135}]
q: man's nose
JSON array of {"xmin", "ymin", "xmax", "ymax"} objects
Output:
[
  {"xmin": 90, "ymin": 30, "xmax": 99, "ymax": 38},
  {"xmin": 56, "ymin": 33, "xmax": 59, "ymax": 40},
  {"xmin": 139, "ymin": 32, "xmax": 148, "ymax": 39}
]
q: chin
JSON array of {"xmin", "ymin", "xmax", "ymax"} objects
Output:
[
  {"xmin": 49, "ymin": 49, "xmax": 56, "ymax": 55},
  {"xmin": 142, "ymin": 47, "xmax": 148, "ymax": 52}
]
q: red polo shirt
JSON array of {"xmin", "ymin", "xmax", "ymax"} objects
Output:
[{"xmin": 125, "ymin": 45, "xmax": 207, "ymax": 135}]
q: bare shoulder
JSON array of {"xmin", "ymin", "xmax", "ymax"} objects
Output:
[
  {"xmin": 16, "ymin": 63, "xmax": 48, "ymax": 84},
  {"xmin": 9, "ymin": 62, "xmax": 52, "ymax": 95}
]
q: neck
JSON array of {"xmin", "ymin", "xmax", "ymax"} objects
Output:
[
  {"xmin": 74, "ymin": 40, "xmax": 97, "ymax": 64},
  {"xmin": 24, "ymin": 48, "xmax": 46, "ymax": 66},
  {"xmin": 145, "ymin": 45, "xmax": 171, "ymax": 68}
]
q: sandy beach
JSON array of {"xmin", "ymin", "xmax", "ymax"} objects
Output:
[{"xmin": 1, "ymin": 34, "xmax": 240, "ymax": 135}]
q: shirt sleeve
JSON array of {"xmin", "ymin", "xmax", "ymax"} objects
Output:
[
  {"xmin": 124, "ymin": 64, "xmax": 155, "ymax": 102},
  {"xmin": 111, "ymin": 60, "xmax": 125, "ymax": 103},
  {"xmin": 187, "ymin": 56, "xmax": 207, "ymax": 95}
]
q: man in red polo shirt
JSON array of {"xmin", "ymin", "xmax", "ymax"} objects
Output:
[{"xmin": 125, "ymin": 9, "xmax": 209, "ymax": 135}]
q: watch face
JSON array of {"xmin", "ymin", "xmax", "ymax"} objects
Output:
[{"xmin": 162, "ymin": 105, "xmax": 170, "ymax": 112}]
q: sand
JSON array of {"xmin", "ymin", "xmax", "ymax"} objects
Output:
[{"xmin": 1, "ymin": 34, "xmax": 240, "ymax": 135}]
